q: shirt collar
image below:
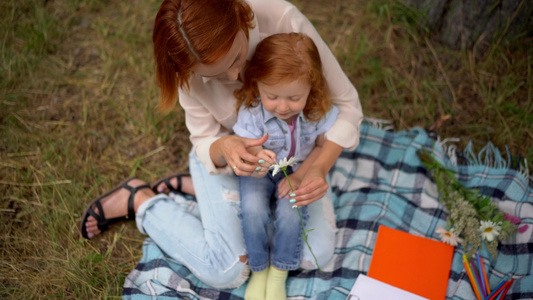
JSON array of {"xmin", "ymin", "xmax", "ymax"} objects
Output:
[{"xmin": 261, "ymin": 104, "xmax": 305, "ymax": 124}]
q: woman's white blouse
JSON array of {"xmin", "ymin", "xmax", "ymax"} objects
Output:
[{"xmin": 178, "ymin": 0, "xmax": 364, "ymax": 175}]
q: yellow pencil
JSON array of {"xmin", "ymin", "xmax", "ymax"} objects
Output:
[{"xmin": 463, "ymin": 255, "xmax": 482, "ymax": 300}]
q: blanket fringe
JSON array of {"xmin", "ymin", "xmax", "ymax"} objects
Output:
[
  {"xmin": 437, "ymin": 137, "xmax": 532, "ymax": 186},
  {"xmin": 363, "ymin": 117, "xmax": 394, "ymax": 131},
  {"xmin": 436, "ymin": 137, "xmax": 461, "ymax": 166},
  {"xmin": 521, "ymin": 158, "xmax": 531, "ymax": 185},
  {"xmin": 362, "ymin": 118, "xmax": 532, "ymax": 186}
]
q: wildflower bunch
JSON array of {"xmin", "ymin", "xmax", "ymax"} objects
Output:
[
  {"xmin": 419, "ymin": 151, "xmax": 516, "ymax": 258},
  {"xmin": 270, "ymin": 157, "xmax": 322, "ymax": 271}
]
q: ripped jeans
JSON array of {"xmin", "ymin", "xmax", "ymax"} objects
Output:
[{"xmin": 135, "ymin": 151, "xmax": 337, "ymax": 289}]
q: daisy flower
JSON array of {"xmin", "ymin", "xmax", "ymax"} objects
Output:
[
  {"xmin": 270, "ymin": 157, "xmax": 297, "ymax": 176},
  {"xmin": 435, "ymin": 226, "xmax": 463, "ymax": 246},
  {"xmin": 479, "ymin": 220, "xmax": 502, "ymax": 242}
]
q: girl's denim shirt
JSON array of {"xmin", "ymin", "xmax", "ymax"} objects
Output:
[{"xmin": 233, "ymin": 102, "xmax": 339, "ymax": 171}]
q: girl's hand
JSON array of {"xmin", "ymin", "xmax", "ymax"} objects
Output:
[
  {"xmin": 216, "ymin": 135, "xmax": 270, "ymax": 176},
  {"xmin": 291, "ymin": 166, "xmax": 329, "ymax": 207},
  {"xmin": 251, "ymin": 149, "xmax": 276, "ymax": 178},
  {"xmin": 277, "ymin": 172, "xmax": 303, "ymax": 200}
]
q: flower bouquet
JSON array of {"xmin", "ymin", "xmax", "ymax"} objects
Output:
[{"xmin": 418, "ymin": 150, "xmax": 522, "ymax": 258}]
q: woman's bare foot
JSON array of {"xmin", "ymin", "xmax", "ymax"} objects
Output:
[
  {"xmin": 84, "ymin": 178, "xmax": 154, "ymax": 238},
  {"xmin": 154, "ymin": 174, "xmax": 195, "ymax": 196}
]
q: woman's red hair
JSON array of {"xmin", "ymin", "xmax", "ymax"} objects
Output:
[
  {"xmin": 153, "ymin": 0, "xmax": 254, "ymax": 111},
  {"xmin": 234, "ymin": 33, "xmax": 331, "ymax": 122}
]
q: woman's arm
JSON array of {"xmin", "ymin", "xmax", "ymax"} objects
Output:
[
  {"xmin": 209, "ymin": 134, "xmax": 270, "ymax": 176},
  {"xmin": 179, "ymin": 84, "xmax": 269, "ymax": 176},
  {"xmin": 291, "ymin": 139, "xmax": 343, "ymax": 206},
  {"xmin": 277, "ymin": 134, "xmax": 326, "ymax": 199}
]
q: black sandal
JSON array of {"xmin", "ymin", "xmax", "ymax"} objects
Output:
[
  {"xmin": 80, "ymin": 177, "xmax": 151, "ymax": 239},
  {"xmin": 150, "ymin": 172, "xmax": 191, "ymax": 195}
]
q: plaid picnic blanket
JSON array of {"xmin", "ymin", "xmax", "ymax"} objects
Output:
[{"xmin": 123, "ymin": 121, "xmax": 533, "ymax": 300}]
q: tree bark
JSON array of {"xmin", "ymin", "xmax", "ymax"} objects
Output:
[{"xmin": 402, "ymin": 0, "xmax": 532, "ymax": 50}]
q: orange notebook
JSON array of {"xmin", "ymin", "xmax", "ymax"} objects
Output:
[{"xmin": 367, "ymin": 225, "xmax": 454, "ymax": 300}]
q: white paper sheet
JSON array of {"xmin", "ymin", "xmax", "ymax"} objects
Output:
[{"xmin": 347, "ymin": 275, "xmax": 429, "ymax": 300}]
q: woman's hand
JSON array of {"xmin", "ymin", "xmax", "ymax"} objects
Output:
[
  {"xmin": 289, "ymin": 140, "xmax": 343, "ymax": 206},
  {"xmin": 277, "ymin": 172, "xmax": 302, "ymax": 200},
  {"xmin": 213, "ymin": 134, "xmax": 270, "ymax": 176},
  {"xmin": 291, "ymin": 166, "xmax": 329, "ymax": 207}
]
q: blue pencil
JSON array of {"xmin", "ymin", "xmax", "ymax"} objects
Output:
[
  {"xmin": 495, "ymin": 282, "xmax": 508, "ymax": 300},
  {"xmin": 485, "ymin": 278, "xmax": 508, "ymax": 300},
  {"xmin": 499, "ymin": 279, "xmax": 514, "ymax": 300}
]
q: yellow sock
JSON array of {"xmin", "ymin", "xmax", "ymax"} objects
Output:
[
  {"xmin": 245, "ymin": 269, "xmax": 269, "ymax": 300},
  {"xmin": 265, "ymin": 266, "xmax": 288, "ymax": 300}
]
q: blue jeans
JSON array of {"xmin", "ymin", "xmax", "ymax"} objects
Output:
[
  {"xmin": 239, "ymin": 168, "xmax": 308, "ymax": 272},
  {"xmin": 135, "ymin": 151, "xmax": 337, "ymax": 289}
]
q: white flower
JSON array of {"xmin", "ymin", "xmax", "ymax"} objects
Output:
[
  {"xmin": 479, "ymin": 220, "xmax": 502, "ymax": 241},
  {"xmin": 435, "ymin": 226, "xmax": 463, "ymax": 246},
  {"xmin": 269, "ymin": 157, "xmax": 297, "ymax": 176}
]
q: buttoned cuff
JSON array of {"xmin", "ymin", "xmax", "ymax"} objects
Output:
[
  {"xmin": 195, "ymin": 137, "xmax": 234, "ymax": 175},
  {"xmin": 325, "ymin": 119, "xmax": 362, "ymax": 151}
]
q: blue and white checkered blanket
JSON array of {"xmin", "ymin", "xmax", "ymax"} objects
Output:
[{"xmin": 123, "ymin": 122, "xmax": 533, "ymax": 300}]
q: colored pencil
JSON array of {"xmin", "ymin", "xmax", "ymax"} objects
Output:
[
  {"xmin": 496, "ymin": 279, "xmax": 513, "ymax": 300},
  {"xmin": 470, "ymin": 258, "xmax": 486, "ymax": 297},
  {"xmin": 487, "ymin": 279, "xmax": 510, "ymax": 300},
  {"xmin": 475, "ymin": 254, "xmax": 487, "ymax": 296},
  {"xmin": 485, "ymin": 278, "xmax": 507, "ymax": 300},
  {"xmin": 479, "ymin": 255, "xmax": 491, "ymax": 295},
  {"xmin": 463, "ymin": 255, "xmax": 482, "ymax": 300}
]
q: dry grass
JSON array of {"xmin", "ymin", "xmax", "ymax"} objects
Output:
[{"xmin": 1, "ymin": 0, "xmax": 531, "ymax": 298}]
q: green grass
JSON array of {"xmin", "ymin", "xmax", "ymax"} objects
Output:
[
  {"xmin": 305, "ymin": 0, "xmax": 532, "ymax": 160},
  {"xmin": 1, "ymin": 0, "xmax": 531, "ymax": 298}
]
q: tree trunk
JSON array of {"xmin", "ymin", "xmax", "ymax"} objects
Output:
[{"xmin": 402, "ymin": 0, "xmax": 532, "ymax": 50}]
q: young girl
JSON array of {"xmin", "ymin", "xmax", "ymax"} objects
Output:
[{"xmin": 233, "ymin": 33, "xmax": 339, "ymax": 300}]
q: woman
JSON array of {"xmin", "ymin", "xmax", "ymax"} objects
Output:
[{"xmin": 82, "ymin": 0, "xmax": 363, "ymax": 290}]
